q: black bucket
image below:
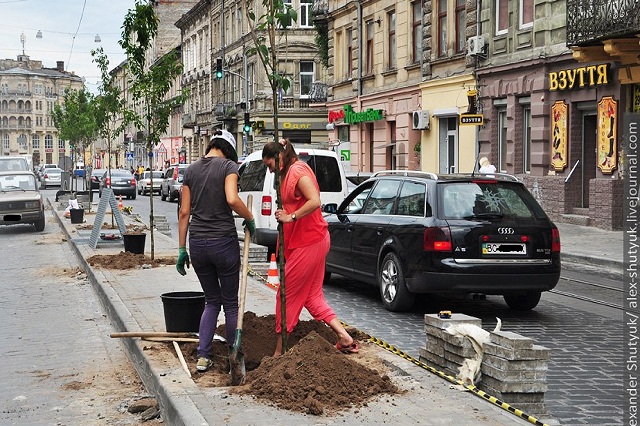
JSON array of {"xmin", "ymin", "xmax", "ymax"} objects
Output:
[
  {"xmin": 70, "ymin": 208, "xmax": 84, "ymax": 224},
  {"xmin": 123, "ymin": 233, "xmax": 146, "ymax": 254},
  {"xmin": 160, "ymin": 291, "xmax": 205, "ymax": 332}
]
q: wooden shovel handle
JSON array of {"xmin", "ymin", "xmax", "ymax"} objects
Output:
[
  {"xmin": 237, "ymin": 194, "xmax": 253, "ymax": 331},
  {"xmin": 110, "ymin": 331, "xmax": 197, "ymax": 338}
]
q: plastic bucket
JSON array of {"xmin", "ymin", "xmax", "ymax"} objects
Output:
[
  {"xmin": 123, "ymin": 233, "xmax": 146, "ymax": 254},
  {"xmin": 160, "ymin": 291, "xmax": 205, "ymax": 332},
  {"xmin": 70, "ymin": 208, "xmax": 84, "ymax": 224}
]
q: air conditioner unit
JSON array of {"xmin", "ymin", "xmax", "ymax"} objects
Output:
[
  {"xmin": 412, "ymin": 110, "xmax": 430, "ymax": 130},
  {"xmin": 467, "ymin": 35, "xmax": 486, "ymax": 56}
]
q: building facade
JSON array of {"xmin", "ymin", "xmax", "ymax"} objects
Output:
[{"xmin": 0, "ymin": 55, "xmax": 84, "ymax": 168}]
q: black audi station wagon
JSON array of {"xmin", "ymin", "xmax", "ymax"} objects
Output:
[{"xmin": 323, "ymin": 171, "xmax": 561, "ymax": 312}]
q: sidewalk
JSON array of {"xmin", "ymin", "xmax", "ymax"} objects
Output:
[{"xmin": 50, "ymin": 198, "xmax": 622, "ymax": 426}]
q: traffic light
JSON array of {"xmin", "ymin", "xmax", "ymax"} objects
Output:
[
  {"xmin": 243, "ymin": 112, "xmax": 251, "ymax": 133},
  {"xmin": 215, "ymin": 58, "xmax": 223, "ymax": 79}
]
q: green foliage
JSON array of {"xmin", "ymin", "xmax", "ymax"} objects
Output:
[
  {"xmin": 51, "ymin": 88, "xmax": 98, "ymax": 151},
  {"xmin": 314, "ymin": 22, "xmax": 329, "ymax": 68}
]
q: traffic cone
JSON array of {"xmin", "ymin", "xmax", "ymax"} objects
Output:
[
  {"xmin": 266, "ymin": 253, "xmax": 280, "ymax": 290},
  {"xmin": 118, "ymin": 195, "xmax": 123, "ymax": 211}
]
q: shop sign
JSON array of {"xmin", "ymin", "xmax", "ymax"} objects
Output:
[
  {"xmin": 460, "ymin": 114, "xmax": 484, "ymax": 125},
  {"xmin": 597, "ymin": 96, "xmax": 617, "ymax": 174},
  {"xmin": 548, "ymin": 63, "xmax": 610, "ymax": 91},
  {"xmin": 329, "ymin": 105, "xmax": 384, "ymax": 125},
  {"xmin": 282, "ymin": 122, "xmax": 312, "ymax": 130},
  {"xmin": 550, "ymin": 101, "xmax": 568, "ymax": 171}
]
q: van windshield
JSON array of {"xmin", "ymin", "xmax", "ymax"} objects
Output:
[{"xmin": 298, "ymin": 154, "xmax": 343, "ymax": 192}]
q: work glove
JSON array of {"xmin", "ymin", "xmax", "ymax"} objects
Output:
[
  {"xmin": 176, "ymin": 246, "xmax": 190, "ymax": 276},
  {"xmin": 243, "ymin": 219, "xmax": 256, "ymax": 238}
]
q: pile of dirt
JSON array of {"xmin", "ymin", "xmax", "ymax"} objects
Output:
[
  {"xmin": 177, "ymin": 312, "xmax": 401, "ymax": 415},
  {"xmin": 87, "ymin": 251, "xmax": 175, "ymax": 269}
]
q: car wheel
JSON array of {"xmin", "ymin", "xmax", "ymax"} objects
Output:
[
  {"xmin": 379, "ymin": 252, "xmax": 414, "ymax": 312},
  {"xmin": 169, "ymin": 191, "xmax": 176, "ymax": 202},
  {"xmin": 161, "ymin": 188, "xmax": 167, "ymax": 201},
  {"xmin": 34, "ymin": 216, "xmax": 45, "ymax": 232},
  {"xmin": 503, "ymin": 292, "xmax": 541, "ymax": 311}
]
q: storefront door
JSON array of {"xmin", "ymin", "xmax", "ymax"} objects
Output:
[
  {"xmin": 581, "ymin": 112, "xmax": 597, "ymax": 208},
  {"xmin": 438, "ymin": 117, "xmax": 458, "ymax": 173}
]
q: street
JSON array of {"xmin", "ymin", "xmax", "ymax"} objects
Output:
[
  {"xmin": 0, "ymin": 212, "xmax": 151, "ymax": 425},
  {"xmin": 31, "ymin": 189, "xmax": 626, "ymax": 424}
]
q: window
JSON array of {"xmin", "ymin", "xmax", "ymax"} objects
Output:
[
  {"xmin": 498, "ymin": 108, "xmax": 508, "ymax": 171},
  {"xmin": 32, "ymin": 134, "xmax": 39, "ymax": 149},
  {"xmin": 45, "ymin": 134, "xmax": 53, "ymax": 150},
  {"xmin": 397, "ymin": 181, "xmax": 426, "ymax": 217},
  {"xmin": 519, "ymin": 0, "xmax": 533, "ymax": 28},
  {"xmin": 300, "ymin": 0, "xmax": 313, "ymax": 27},
  {"xmin": 299, "ymin": 61, "xmax": 314, "ymax": 97},
  {"xmin": 388, "ymin": 10, "xmax": 396, "ymax": 69},
  {"xmin": 496, "ymin": 0, "xmax": 508, "ymax": 35},
  {"xmin": 338, "ymin": 125, "xmax": 350, "ymax": 143},
  {"xmin": 366, "ymin": 21, "xmax": 374, "ymax": 74},
  {"xmin": 363, "ymin": 180, "xmax": 401, "ymax": 215},
  {"xmin": 455, "ymin": 0, "xmax": 466, "ymax": 53},
  {"xmin": 346, "ymin": 28, "xmax": 353, "ymax": 79},
  {"xmin": 17, "ymin": 134, "xmax": 27, "ymax": 151},
  {"xmin": 523, "ymin": 106, "xmax": 531, "ymax": 173},
  {"xmin": 438, "ymin": 0, "xmax": 448, "ymax": 56},
  {"xmin": 412, "ymin": 2, "xmax": 422, "ymax": 63},
  {"xmin": 58, "ymin": 138, "xmax": 65, "ymax": 149},
  {"xmin": 2, "ymin": 134, "xmax": 8, "ymax": 150}
]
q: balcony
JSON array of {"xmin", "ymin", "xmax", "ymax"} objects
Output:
[
  {"xmin": 279, "ymin": 98, "xmax": 312, "ymax": 109},
  {"xmin": 214, "ymin": 103, "xmax": 237, "ymax": 118},
  {"xmin": 567, "ymin": 0, "xmax": 640, "ymax": 46},
  {"xmin": 182, "ymin": 113, "xmax": 196, "ymax": 127}
]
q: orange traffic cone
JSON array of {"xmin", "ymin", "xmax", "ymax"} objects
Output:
[
  {"xmin": 118, "ymin": 195, "xmax": 123, "ymax": 211},
  {"xmin": 266, "ymin": 253, "xmax": 280, "ymax": 290}
]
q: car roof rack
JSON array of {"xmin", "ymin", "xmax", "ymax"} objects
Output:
[
  {"xmin": 372, "ymin": 170, "xmax": 439, "ymax": 180},
  {"xmin": 465, "ymin": 172, "xmax": 521, "ymax": 182}
]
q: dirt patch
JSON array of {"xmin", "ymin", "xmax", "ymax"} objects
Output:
[
  {"xmin": 164, "ymin": 312, "xmax": 401, "ymax": 415},
  {"xmin": 87, "ymin": 252, "xmax": 176, "ymax": 270}
]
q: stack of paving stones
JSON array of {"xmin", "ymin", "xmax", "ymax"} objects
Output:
[
  {"xmin": 419, "ymin": 313, "xmax": 549, "ymax": 417},
  {"xmin": 153, "ymin": 215, "xmax": 172, "ymax": 237},
  {"xmin": 419, "ymin": 313, "xmax": 483, "ymax": 378},
  {"xmin": 480, "ymin": 330, "xmax": 550, "ymax": 416}
]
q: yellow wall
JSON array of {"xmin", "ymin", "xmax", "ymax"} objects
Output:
[{"xmin": 419, "ymin": 74, "xmax": 478, "ymax": 174}]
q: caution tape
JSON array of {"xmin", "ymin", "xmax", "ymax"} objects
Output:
[
  {"xmin": 361, "ymin": 332, "xmax": 549, "ymax": 426},
  {"xmin": 246, "ymin": 266, "xmax": 548, "ymax": 426}
]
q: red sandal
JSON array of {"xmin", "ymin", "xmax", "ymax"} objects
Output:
[{"xmin": 336, "ymin": 340, "xmax": 360, "ymax": 354}]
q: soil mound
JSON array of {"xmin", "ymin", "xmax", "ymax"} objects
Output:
[{"xmin": 87, "ymin": 251, "xmax": 175, "ymax": 269}]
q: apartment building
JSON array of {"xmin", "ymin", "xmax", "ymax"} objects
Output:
[
  {"xmin": 0, "ymin": 55, "xmax": 84, "ymax": 167},
  {"xmin": 324, "ymin": 0, "xmax": 426, "ymax": 172}
]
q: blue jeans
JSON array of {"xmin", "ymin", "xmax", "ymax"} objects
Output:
[{"xmin": 189, "ymin": 236, "xmax": 240, "ymax": 358}]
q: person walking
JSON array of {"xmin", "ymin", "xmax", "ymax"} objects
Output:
[
  {"xmin": 262, "ymin": 138, "xmax": 359, "ymax": 357},
  {"xmin": 479, "ymin": 157, "xmax": 496, "ymax": 174},
  {"xmin": 176, "ymin": 129, "xmax": 256, "ymax": 372}
]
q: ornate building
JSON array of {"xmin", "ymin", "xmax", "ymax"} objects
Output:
[{"xmin": 0, "ymin": 55, "xmax": 84, "ymax": 168}]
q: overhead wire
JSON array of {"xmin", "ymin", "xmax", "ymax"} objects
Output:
[{"xmin": 66, "ymin": 0, "xmax": 89, "ymax": 71}]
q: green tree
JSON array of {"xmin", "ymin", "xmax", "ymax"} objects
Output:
[
  {"xmin": 91, "ymin": 46, "xmax": 134, "ymax": 221},
  {"xmin": 51, "ymin": 88, "xmax": 98, "ymax": 193},
  {"xmin": 245, "ymin": 0, "xmax": 297, "ymax": 352},
  {"xmin": 119, "ymin": 0, "xmax": 188, "ymax": 260}
]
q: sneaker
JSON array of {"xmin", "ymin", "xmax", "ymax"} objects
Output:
[{"xmin": 196, "ymin": 357, "xmax": 212, "ymax": 372}]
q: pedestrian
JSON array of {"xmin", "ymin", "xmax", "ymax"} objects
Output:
[
  {"xmin": 479, "ymin": 157, "xmax": 496, "ymax": 174},
  {"xmin": 262, "ymin": 138, "xmax": 359, "ymax": 357},
  {"xmin": 176, "ymin": 129, "xmax": 256, "ymax": 372}
]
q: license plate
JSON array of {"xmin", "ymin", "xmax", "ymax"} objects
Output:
[
  {"xmin": 113, "ymin": 182, "xmax": 128, "ymax": 186},
  {"xmin": 482, "ymin": 242, "xmax": 526, "ymax": 255}
]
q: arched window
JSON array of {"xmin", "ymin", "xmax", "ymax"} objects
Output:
[
  {"xmin": 32, "ymin": 134, "xmax": 40, "ymax": 149},
  {"xmin": 2, "ymin": 134, "xmax": 9, "ymax": 150},
  {"xmin": 45, "ymin": 134, "xmax": 53, "ymax": 150},
  {"xmin": 17, "ymin": 134, "xmax": 27, "ymax": 151}
]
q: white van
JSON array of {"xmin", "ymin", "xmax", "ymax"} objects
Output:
[{"xmin": 235, "ymin": 147, "xmax": 349, "ymax": 254}]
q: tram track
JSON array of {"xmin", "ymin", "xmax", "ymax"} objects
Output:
[{"xmin": 551, "ymin": 274, "xmax": 624, "ymax": 311}]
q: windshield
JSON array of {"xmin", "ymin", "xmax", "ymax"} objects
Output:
[{"xmin": 0, "ymin": 174, "xmax": 37, "ymax": 191}]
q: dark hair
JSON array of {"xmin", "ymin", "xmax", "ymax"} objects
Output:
[
  {"xmin": 206, "ymin": 130, "xmax": 238, "ymax": 163},
  {"xmin": 262, "ymin": 139, "xmax": 298, "ymax": 178}
]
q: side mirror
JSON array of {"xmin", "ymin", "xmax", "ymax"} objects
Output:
[{"xmin": 323, "ymin": 203, "xmax": 338, "ymax": 214}]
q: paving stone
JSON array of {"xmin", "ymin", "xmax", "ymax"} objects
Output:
[{"xmin": 489, "ymin": 330, "xmax": 534, "ymax": 349}]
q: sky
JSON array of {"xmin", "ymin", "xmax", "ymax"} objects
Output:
[{"xmin": 0, "ymin": 0, "xmax": 136, "ymax": 92}]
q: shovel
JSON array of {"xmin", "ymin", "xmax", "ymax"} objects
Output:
[{"xmin": 230, "ymin": 195, "xmax": 252, "ymax": 385}]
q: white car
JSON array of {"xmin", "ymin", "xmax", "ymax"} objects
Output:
[{"xmin": 137, "ymin": 170, "xmax": 164, "ymax": 195}]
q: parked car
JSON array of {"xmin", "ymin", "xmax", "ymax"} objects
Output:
[
  {"xmin": 160, "ymin": 164, "xmax": 188, "ymax": 202},
  {"xmin": 235, "ymin": 147, "xmax": 349, "ymax": 253},
  {"xmin": 323, "ymin": 171, "xmax": 561, "ymax": 312},
  {"xmin": 137, "ymin": 170, "xmax": 164, "ymax": 195},
  {"xmin": 0, "ymin": 171, "xmax": 45, "ymax": 231},
  {"xmin": 40, "ymin": 167, "xmax": 63, "ymax": 188},
  {"xmin": 90, "ymin": 168, "xmax": 106, "ymax": 190},
  {"xmin": 99, "ymin": 169, "xmax": 137, "ymax": 199},
  {"xmin": 0, "ymin": 156, "xmax": 30, "ymax": 172}
]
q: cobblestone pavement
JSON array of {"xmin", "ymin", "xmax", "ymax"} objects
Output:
[
  {"xmin": 323, "ymin": 274, "xmax": 623, "ymax": 426},
  {"xmin": 0, "ymin": 221, "xmax": 147, "ymax": 425}
]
